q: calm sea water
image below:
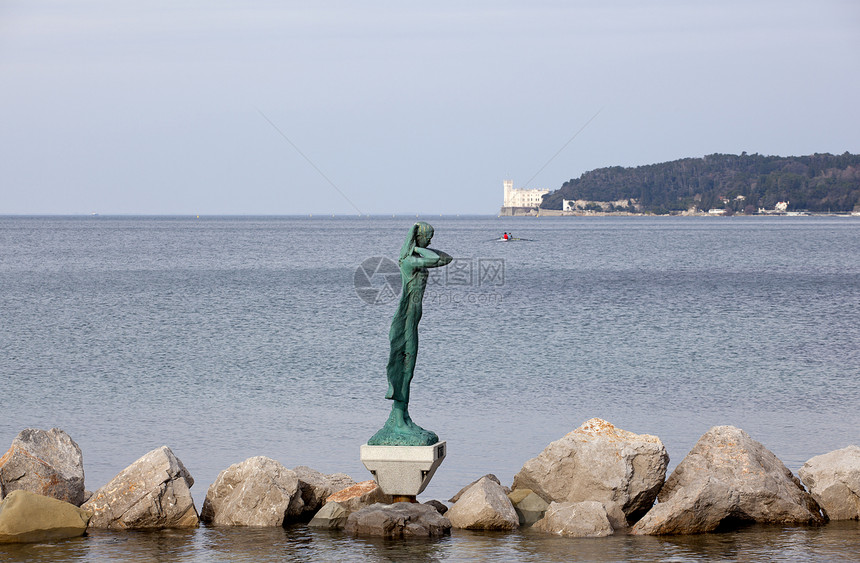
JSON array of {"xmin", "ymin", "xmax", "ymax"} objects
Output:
[{"xmin": 1, "ymin": 215, "xmax": 858, "ymax": 561}]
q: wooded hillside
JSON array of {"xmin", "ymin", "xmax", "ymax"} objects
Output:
[{"xmin": 541, "ymin": 153, "xmax": 860, "ymax": 213}]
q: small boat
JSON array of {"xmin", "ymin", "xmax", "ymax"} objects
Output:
[{"xmin": 491, "ymin": 235, "xmax": 532, "ymax": 242}]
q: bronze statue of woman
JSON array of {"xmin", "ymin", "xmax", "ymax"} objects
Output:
[{"xmin": 368, "ymin": 222, "xmax": 451, "ymax": 446}]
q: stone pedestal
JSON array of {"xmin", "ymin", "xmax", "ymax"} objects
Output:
[{"xmin": 360, "ymin": 441, "xmax": 446, "ymax": 497}]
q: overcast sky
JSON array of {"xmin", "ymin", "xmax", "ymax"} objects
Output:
[{"xmin": 1, "ymin": 1, "xmax": 858, "ymax": 215}]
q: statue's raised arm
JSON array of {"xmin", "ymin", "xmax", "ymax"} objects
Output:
[
  {"xmin": 409, "ymin": 245, "xmax": 452, "ymax": 268},
  {"xmin": 367, "ymin": 222, "xmax": 450, "ymax": 446}
]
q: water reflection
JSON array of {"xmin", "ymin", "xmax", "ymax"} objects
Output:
[
  {"xmin": 0, "ymin": 522, "xmax": 858, "ymax": 562},
  {"xmin": 198, "ymin": 524, "xmax": 455, "ymax": 562}
]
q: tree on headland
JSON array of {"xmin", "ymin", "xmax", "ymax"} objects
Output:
[{"xmin": 541, "ymin": 152, "xmax": 860, "ymax": 213}]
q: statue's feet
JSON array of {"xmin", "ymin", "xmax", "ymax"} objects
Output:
[
  {"xmin": 367, "ymin": 408, "xmax": 439, "ymax": 446},
  {"xmin": 404, "ymin": 418, "xmax": 438, "ymax": 443}
]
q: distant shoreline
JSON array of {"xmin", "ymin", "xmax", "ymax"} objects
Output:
[{"xmin": 502, "ymin": 209, "xmax": 860, "ymax": 218}]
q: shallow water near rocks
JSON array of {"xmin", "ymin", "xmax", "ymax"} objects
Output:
[
  {"xmin": 2, "ymin": 523, "xmax": 859, "ymax": 562},
  {"xmin": 1, "ymin": 215, "xmax": 858, "ymax": 560}
]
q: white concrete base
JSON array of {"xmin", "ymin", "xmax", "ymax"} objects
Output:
[{"xmin": 360, "ymin": 441, "xmax": 447, "ymax": 496}]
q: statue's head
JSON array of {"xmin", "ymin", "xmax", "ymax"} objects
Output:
[{"xmin": 414, "ymin": 222, "xmax": 434, "ymax": 248}]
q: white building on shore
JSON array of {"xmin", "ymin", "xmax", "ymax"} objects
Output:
[
  {"xmin": 499, "ymin": 180, "xmax": 550, "ymax": 215},
  {"xmin": 758, "ymin": 201, "xmax": 791, "ymax": 215}
]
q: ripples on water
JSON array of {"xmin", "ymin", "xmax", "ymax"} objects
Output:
[
  {"xmin": 2, "ymin": 523, "xmax": 860, "ymax": 562},
  {"xmin": 1, "ymin": 215, "xmax": 858, "ymax": 560}
]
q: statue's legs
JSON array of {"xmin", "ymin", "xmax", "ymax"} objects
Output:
[
  {"xmin": 399, "ymin": 351, "xmax": 416, "ymax": 404},
  {"xmin": 368, "ymin": 312, "xmax": 437, "ymax": 446}
]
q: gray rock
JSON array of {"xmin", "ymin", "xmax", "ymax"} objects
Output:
[
  {"xmin": 82, "ymin": 446, "xmax": 198, "ymax": 529},
  {"xmin": 533, "ymin": 501, "xmax": 614, "ymax": 537},
  {"xmin": 446, "ymin": 476, "xmax": 518, "ymax": 530},
  {"xmin": 293, "ymin": 466, "xmax": 356, "ymax": 517},
  {"xmin": 325, "ymin": 480, "xmax": 392, "ymax": 514},
  {"xmin": 507, "ymin": 488, "xmax": 532, "ymax": 505},
  {"xmin": 200, "ymin": 456, "xmax": 303, "ymax": 527},
  {"xmin": 423, "ymin": 499, "xmax": 448, "ymax": 514},
  {"xmin": 326, "ymin": 473, "xmax": 358, "ymax": 494},
  {"xmin": 345, "ymin": 502, "xmax": 451, "ymax": 538},
  {"xmin": 799, "ymin": 445, "xmax": 860, "ymax": 520},
  {"xmin": 0, "ymin": 490, "xmax": 91, "ymax": 543},
  {"xmin": 449, "ymin": 474, "xmax": 504, "ymax": 503},
  {"xmin": 513, "ymin": 418, "xmax": 668, "ymax": 527},
  {"xmin": 0, "ymin": 428, "xmax": 85, "ymax": 506},
  {"xmin": 509, "ymin": 490, "xmax": 549, "ymax": 527},
  {"xmin": 634, "ymin": 476, "xmax": 733, "ymax": 535},
  {"xmin": 307, "ymin": 501, "xmax": 348, "ymax": 529},
  {"xmin": 632, "ymin": 426, "xmax": 825, "ymax": 535},
  {"xmin": 293, "ymin": 466, "xmax": 328, "ymax": 512}
]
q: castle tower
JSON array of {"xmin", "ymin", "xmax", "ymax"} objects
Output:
[{"xmin": 503, "ymin": 179, "xmax": 514, "ymax": 207}]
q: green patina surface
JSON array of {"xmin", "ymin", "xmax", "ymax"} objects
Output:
[{"xmin": 367, "ymin": 222, "xmax": 451, "ymax": 447}]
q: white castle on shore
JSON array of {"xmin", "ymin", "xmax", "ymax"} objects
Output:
[{"xmin": 500, "ymin": 180, "xmax": 549, "ymax": 215}]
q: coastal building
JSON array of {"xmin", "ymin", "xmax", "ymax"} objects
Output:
[
  {"xmin": 758, "ymin": 201, "xmax": 791, "ymax": 215},
  {"xmin": 499, "ymin": 180, "xmax": 550, "ymax": 216}
]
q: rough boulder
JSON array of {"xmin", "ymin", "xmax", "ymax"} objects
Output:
[
  {"xmin": 448, "ymin": 474, "xmax": 505, "ymax": 503},
  {"xmin": 200, "ymin": 456, "xmax": 303, "ymax": 527},
  {"xmin": 0, "ymin": 428, "xmax": 86, "ymax": 506},
  {"xmin": 345, "ymin": 502, "xmax": 451, "ymax": 538},
  {"xmin": 0, "ymin": 490, "xmax": 91, "ymax": 543},
  {"xmin": 324, "ymin": 480, "xmax": 392, "ymax": 514},
  {"xmin": 632, "ymin": 426, "xmax": 825, "ymax": 535},
  {"xmin": 512, "ymin": 418, "xmax": 668, "ymax": 526},
  {"xmin": 445, "ymin": 476, "xmax": 518, "ymax": 530},
  {"xmin": 532, "ymin": 500, "xmax": 614, "ymax": 537},
  {"xmin": 293, "ymin": 466, "xmax": 356, "ymax": 517},
  {"xmin": 799, "ymin": 445, "xmax": 860, "ymax": 520},
  {"xmin": 508, "ymin": 489, "xmax": 549, "ymax": 527},
  {"xmin": 82, "ymin": 446, "xmax": 198, "ymax": 529},
  {"xmin": 308, "ymin": 501, "xmax": 348, "ymax": 529}
]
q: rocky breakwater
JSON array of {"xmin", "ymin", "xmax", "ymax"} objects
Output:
[
  {"xmin": 2, "ymin": 422, "xmax": 856, "ymax": 543},
  {"xmin": 631, "ymin": 426, "xmax": 825, "ymax": 535},
  {"xmin": 0, "ymin": 428, "xmax": 202, "ymax": 540},
  {"xmin": 513, "ymin": 418, "xmax": 669, "ymax": 529}
]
